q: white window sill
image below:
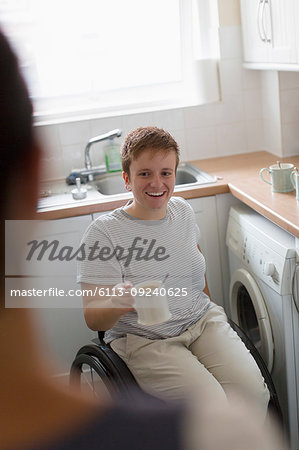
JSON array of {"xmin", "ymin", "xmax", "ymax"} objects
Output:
[{"xmin": 34, "ymin": 59, "xmax": 220, "ymax": 127}]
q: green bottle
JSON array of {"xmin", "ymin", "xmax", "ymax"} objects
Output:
[{"xmin": 104, "ymin": 138, "xmax": 122, "ymax": 173}]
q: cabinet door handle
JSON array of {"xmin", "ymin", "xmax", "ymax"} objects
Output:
[
  {"xmin": 265, "ymin": 0, "xmax": 272, "ymax": 43},
  {"xmin": 262, "ymin": 0, "xmax": 272, "ymax": 43},
  {"xmin": 257, "ymin": 0, "xmax": 266, "ymax": 42}
]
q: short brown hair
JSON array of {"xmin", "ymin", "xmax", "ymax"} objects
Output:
[{"xmin": 121, "ymin": 126, "xmax": 180, "ymax": 175}]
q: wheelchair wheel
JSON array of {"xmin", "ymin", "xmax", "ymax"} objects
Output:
[
  {"xmin": 228, "ymin": 319, "xmax": 283, "ymax": 426},
  {"xmin": 70, "ymin": 344, "xmax": 139, "ymax": 399}
]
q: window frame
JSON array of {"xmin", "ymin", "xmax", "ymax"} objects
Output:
[{"xmin": 0, "ymin": 0, "xmax": 220, "ymax": 124}]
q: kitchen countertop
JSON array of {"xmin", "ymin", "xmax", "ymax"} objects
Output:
[{"xmin": 37, "ymin": 151, "xmax": 299, "ymax": 237}]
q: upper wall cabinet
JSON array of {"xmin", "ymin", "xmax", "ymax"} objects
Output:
[{"xmin": 240, "ymin": 0, "xmax": 299, "ymax": 70}]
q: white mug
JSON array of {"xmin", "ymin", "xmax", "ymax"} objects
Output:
[
  {"xmin": 290, "ymin": 170, "xmax": 299, "ymax": 201},
  {"xmin": 133, "ymin": 280, "xmax": 171, "ymax": 326},
  {"xmin": 259, "ymin": 163, "xmax": 295, "ymax": 193}
]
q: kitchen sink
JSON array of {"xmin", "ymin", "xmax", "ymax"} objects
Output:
[
  {"xmin": 37, "ymin": 163, "xmax": 216, "ymax": 210},
  {"xmin": 92, "ymin": 172, "xmax": 127, "ymax": 196},
  {"xmin": 37, "ymin": 182, "xmax": 102, "ymax": 209},
  {"xmin": 92, "ymin": 163, "xmax": 216, "ymax": 196}
]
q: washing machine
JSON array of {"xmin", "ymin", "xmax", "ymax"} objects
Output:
[{"xmin": 226, "ymin": 204, "xmax": 299, "ymax": 450}]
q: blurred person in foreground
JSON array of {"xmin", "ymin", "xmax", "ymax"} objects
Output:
[{"xmin": 0, "ymin": 28, "xmax": 286, "ymax": 450}]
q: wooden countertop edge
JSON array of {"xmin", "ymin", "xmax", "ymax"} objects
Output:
[
  {"xmin": 229, "ymin": 184, "xmax": 299, "ymax": 237},
  {"xmin": 37, "ymin": 182, "xmax": 299, "ymax": 237},
  {"xmin": 36, "ymin": 183, "xmax": 230, "ymax": 220}
]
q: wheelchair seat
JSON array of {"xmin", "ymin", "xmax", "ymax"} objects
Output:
[{"xmin": 70, "ymin": 321, "xmax": 283, "ymax": 425}]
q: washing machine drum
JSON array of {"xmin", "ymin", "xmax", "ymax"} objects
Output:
[{"xmin": 229, "ymin": 268, "xmax": 274, "ymax": 373}]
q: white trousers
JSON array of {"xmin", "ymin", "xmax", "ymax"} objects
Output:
[{"xmin": 111, "ymin": 305, "xmax": 270, "ymax": 416}]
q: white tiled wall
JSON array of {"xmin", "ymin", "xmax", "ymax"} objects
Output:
[
  {"xmin": 36, "ymin": 25, "xmax": 268, "ymax": 181},
  {"xmin": 279, "ymin": 72, "xmax": 299, "ymax": 157},
  {"xmin": 260, "ymin": 71, "xmax": 282, "ymax": 157}
]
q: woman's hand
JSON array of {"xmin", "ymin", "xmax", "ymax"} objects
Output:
[{"xmin": 82, "ymin": 281, "xmax": 135, "ymax": 331}]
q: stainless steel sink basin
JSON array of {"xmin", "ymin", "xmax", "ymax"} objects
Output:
[
  {"xmin": 93, "ymin": 172, "xmax": 127, "ymax": 196},
  {"xmin": 92, "ymin": 163, "xmax": 216, "ymax": 196}
]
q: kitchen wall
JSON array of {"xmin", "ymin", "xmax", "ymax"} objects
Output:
[
  {"xmin": 278, "ymin": 71, "xmax": 299, "ymax": 156},
  {"xmin": 35, "ymin": 0, "xmax": 298, "ymax": 182},
  {"xmin": 259, "ymin": 70, "xmax": 299, "ymax": 158}
]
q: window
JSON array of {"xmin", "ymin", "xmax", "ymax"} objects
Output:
[{"xmin": 0, "ymin": 0, "xmax": 219, "ymax": 122}]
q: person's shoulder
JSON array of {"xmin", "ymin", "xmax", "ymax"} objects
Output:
[
  {"xmin": 80, "ymin": 210, "xmax": 120, "ymax": 242},
  {"xmin": 169, "ymin": 196, "xmax": 189, "ymax": 207},
  {"xmin": 92, "ymin": 207, "xmax": 124, "ymax": 228},
  {"xmin": 169, "ymin": 196, "xmax": 194, "ymax": 215}
]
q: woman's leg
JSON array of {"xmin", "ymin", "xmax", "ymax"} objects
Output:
[
  {"xmin": 111, "ymin": 332, "xmax": 227, "ymax": 404},
  {"xmin": 189, "ymin": 305, "xmax": 270, "ymax": 417}
]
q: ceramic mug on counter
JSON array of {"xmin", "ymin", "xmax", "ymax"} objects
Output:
[
  {"xmin": 259, "ymin": 163, "xmax": 295, "ymax": 193},
  {"xmin": 132, "ymin": 280, "xmax": 172, "ymax": 325},
  {"xmin": 290, "ymin": 170, "xmax": 299, "ymax": 200}
]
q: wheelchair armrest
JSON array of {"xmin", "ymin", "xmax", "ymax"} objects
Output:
[{"xmin": 96, "ymin": 330, "xmax": 105, "ymax": 345}]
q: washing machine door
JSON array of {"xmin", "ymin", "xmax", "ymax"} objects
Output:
[{"xmin": 229, "ymin": 268, "xmax": 274, "ymax": 373}]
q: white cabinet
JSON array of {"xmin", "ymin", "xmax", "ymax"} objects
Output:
[
  {"xmin": 29, "ymin": 215, "xmax": 95, "ymax": 373},
  {"xmin": 240, "ymin": 0, "xmax": 298, "ymax": 69},
  {"xmin": 240, "ymin": 0, "xmax": 268, "ymax": 64},
  {"xmin": 269, "ymin": 0, "xmax": 297, "ymax": 63},
  {"xmin": 187, "ymin": 197, "xmax": 224, "ymax": 308}
]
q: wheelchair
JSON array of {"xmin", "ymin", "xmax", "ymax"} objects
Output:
[
  {"xmin": 70, "ymin": 319, "xmax": 283, "ymax": 424},
  {"xmin": 69, "ymin": 330, "xmax": 138, "ymax": 399}
]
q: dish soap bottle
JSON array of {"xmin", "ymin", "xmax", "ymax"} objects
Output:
[{"xmin": 104, "ymin": 138, "xmax": 122, "ymax": 172}]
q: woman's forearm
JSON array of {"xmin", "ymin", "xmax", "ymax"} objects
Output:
[
  {"xmin": 84, "ymin": 298, "xmax": 133, "ymax": 331},
  {"xmin": 82, "ymin": 282, "xmax": 135, "ymax": 331}
]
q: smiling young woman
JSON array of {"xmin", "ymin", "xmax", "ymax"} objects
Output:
[{"xmin": 79, "ymin": 126, "xmax": 271, "ymax": 420}]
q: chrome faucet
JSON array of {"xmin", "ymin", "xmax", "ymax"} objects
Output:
[{"xmin": 84, "ymin": 128, "xmax": 122, "ymax": 181}]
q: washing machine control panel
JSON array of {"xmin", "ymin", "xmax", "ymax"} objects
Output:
[
  {"xmin": 263, "ymin": 262, "xmax": 276, "ymax": 277},
  {"xmin": 262, "ymin": 261, "xmax": 280, "ymax": 284},
  {"xmin": 227, "ymin": 217, "xmax": 292, "ymax": 295}
]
